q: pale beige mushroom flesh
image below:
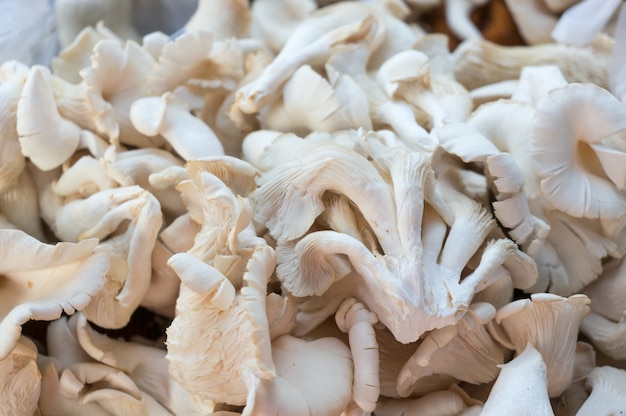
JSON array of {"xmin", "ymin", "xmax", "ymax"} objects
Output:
[{"xmin": 5, "ymin": 1, "xmax": 626, "ymax": 414}]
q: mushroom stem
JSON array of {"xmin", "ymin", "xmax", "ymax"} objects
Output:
[{"xmin": 336, "ymin": 298, "xmax": 380, "ymax": 413}]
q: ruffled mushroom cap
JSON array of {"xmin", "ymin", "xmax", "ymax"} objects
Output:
[
  {"xmin": 397, "ymin": 302, "xmax": 505, "ymax": 397},
  {"xmin": 258, "ymin": 64, "xmax": 371, "ymax": 135},
  {"xmin": 46, "ymin": 186, "xmax": 162, "ymax": 329},
  {"xmin": 236, "ymin": 2, "xmax": 378, "ymax": 113},
  {"xmin": 51, "ymin": 23, "xmax": 120, "ymax": 84},
  {"xmin": 166, "ymin": 244, "xmax": 277, "ymax": 408},
  {"xmin": 490, "ymin": 293, "xmax": 591, "ymax": 397},
  {"xmin": 531, "ymin": 82, "xmax": 626, "ymax": 221},
  {"xmin": 0, "ymin": 229, "xmax": 108, "ymax": 360},
  {"xmin": 53, "ymin": 38, "xmax": 157, "ymax": 148},
  {"xmin": 480, "ymin": 343, "xmax": 554, "ymax": 415},
  {"xmin": 146, "ymin": 30, "xmax": 245, "ymax": 96},
  {"xmin": 242, "ymin": 334, "xmax": 353, "ymax": 416},
  {"xmin": 0, "ymin": 336, "xmax": 41, "ymax": 416}
]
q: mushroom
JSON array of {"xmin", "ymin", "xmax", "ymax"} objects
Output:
[
  {"xmin": 531, "ymin": 82, "xmax": 626, "ymax": 221},
  {"xmin": 0, "ymin": 229, "xmax": 109, "ymax": 360},
  {"xmin": 480, "ymin": 343, "xmax": 554, "ymax": 415},
  {"xmin": 452, "ymin": 38, "xmax": 611, "ymax": 90},
  {"xmin": 184, "ymin": 0, "xmax": 250, "ymax": 40},
  {"xmin": 576, "ymin": 366, "xmax": 626, "ymax": 415},
  {"xmin": 130, "ymin": 92, "xmax": 225, "ymax": 160},
  {"xmin": 242, "ymin": 334, "xmax": 354, "ymax": 416},
  {"xmin": 397, "ymin": 302, "xmax": 506, "ymax": 397},
  {"xmin": 17, "ymin": 66, "xmax": 82, "ymax": 171},
  {"xmin": 256, "ymin": 134, "xmax": 536, "ymax": 342},
  {"xmin": 236, "ymin": 2, "xmax": 378, "ymax": 113},
  {"xmin": 0, "ymin": 336, "xmax": 41, "ymax": 416},
  {"xmin": 40, "ymin": 185, "xmax": 162, "ymax": 330},
  {"xmin": 335, "ymin": 298, "xmax": 380, "ymax": 413},
  {"xmin": 489, "ymin": 293, "xmax": 591, "ymax": 397},
  {"xmin": 551, "ymin": 0, "xmax": 621, "ymax": 45}
]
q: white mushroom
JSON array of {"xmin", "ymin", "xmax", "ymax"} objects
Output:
[
  {"xmin": 489, "ymin": 293, "xmax": 591, "ymax": 397},
  {"xmin": 131, "ymin": 93, "xmax": 225, "ymax": 160},
  {"xmin": 17, "ymin": 66, "xmax": 82, "ymax": 171},
  {"xmin": 576, "ymin": 366, "xmax": 626, "ymax": 415},
  {"xmin": 0, "ymin": 229, "xmax": 108, "ymax": 359},
  {"xmin": 480, "ymin": 343, "xmax": 554, "ymax": 415}
]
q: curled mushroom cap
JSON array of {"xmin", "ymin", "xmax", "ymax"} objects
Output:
[
  {"xmin": 531, "ymin": 82, "xmax": 626, "ymax": 220},
  {"xmin": 0, "ymin": 229, "xmax": 109, "ymax": 360}
]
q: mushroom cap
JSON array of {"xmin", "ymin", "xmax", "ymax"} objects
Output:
[
  {"xmin": 0, "ymin": 230, "xmax": 108, "ymax": 360},
  {"xmin": 242, "ymin": 335, "xmax": 353, "ymax": 416},
  {"xmin": 531, "ymin": 83, "xmax": 626, "ymax": 220}
]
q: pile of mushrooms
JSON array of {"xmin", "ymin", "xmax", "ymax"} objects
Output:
[{"xmin": 2, "ymin": 0, "xmax": 626, "ymax": 414}]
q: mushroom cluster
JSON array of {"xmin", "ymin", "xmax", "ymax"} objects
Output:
[{"xmin": 2, "ymin": 0, "xmax": 626, "ymax": 414}]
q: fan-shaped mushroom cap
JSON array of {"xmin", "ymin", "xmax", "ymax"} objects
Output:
[
  {"xmin": 397, "ymin": 302, "xmax": 504, "ymax": 397},
  {"xmin": 490, "ymin": 293, "xmax": 591, "ymax": 397},
  {"xmin": 531, "ymin": 82, "xmax": 626, "ymax": 220},
  {"xmin": 0, "ymin": 230, "xmax": 108, "ymax": 360},
  {"xmin": 166, "ymin": 244, "xmax": 277, "ymax": 408}
]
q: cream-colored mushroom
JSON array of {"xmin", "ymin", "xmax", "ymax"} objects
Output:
[
  {"xmin": 0, "ymin": 336, "xmax": 41, "ymax": 416},
  {"xmin": 39, "ymin": 185, "xmax": 162, "ymax": 330},
  {"xmin": 335, "ymin": 298, "xmax": 379, "ymax": 413},
  {"xmin": 131, "ymin": 93, "xmax": 225, "ymax": 160},
  {"xmin": 489, "ymin": 293, "xmax": 591, "ymax": 397},
  {"xmin": 17, "ymin": 66, "xmax": 82, "ymax": 171},
  {"xmin": 236, "ymin": 2, "xmax": 378, "ymax": 113},
  {"xmin": 452, "ymin": 38, "xmax": 610, "ymax": 90},
  {"xmin": 397, "ymin": 302, "xmax": 505, "ymax": 397},
  {"xmin": 0, "ymin": 229, "xmax": 108, "ymax": 359}
]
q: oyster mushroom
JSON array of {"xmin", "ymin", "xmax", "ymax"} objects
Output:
[
  {"xmin": 257, "ymin": 134, "xmax": 536, "ymax": 342},
  {"xmin": 0, "ymin": 229, "xmax": 109, "ymax": 359},
  {"xmin": 480, "ymin": 343, "xmax": 554, "ymax": 415},
  {"xmin": 531, "ymin": 82, "xmax": 626, "ymax": 221},
  {"xmin": 242, "ymin": 334, "xmax": 353, "ymax": 416},
  {"xmin": 130, "ymin": 92, "xmax": 225, "ymax": 160},
  {"xmin": 335, "ymin": 298, "xmax": 379, "ymax": 413},
  {"xmin": 0, "ymin": 336, "xmax": 41, "ymax": 416},
  {"xmin": 576, "ymin": 366, "xmax": 626, "ymax": 415},
  {"xmin": 397, "ymin": 302, "xmax": 505, "ymax": 397},
  {"xmin": 17, "ymin": 66, "xmax": 82, "ymax": 171},
  {"xmin": 489, "ymin": 293, "xmax": 591, "ymax": 397}
]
